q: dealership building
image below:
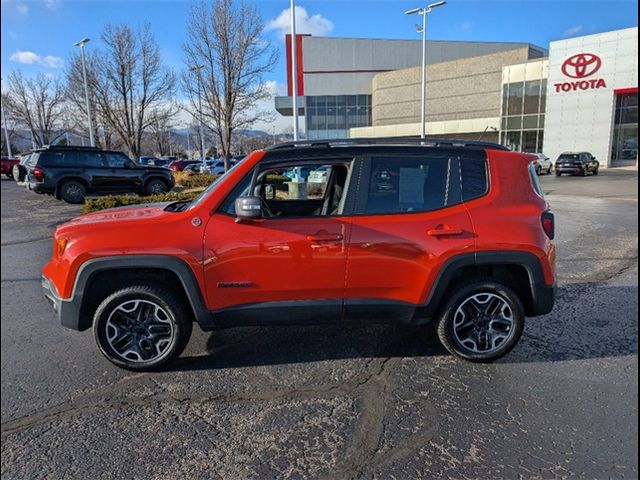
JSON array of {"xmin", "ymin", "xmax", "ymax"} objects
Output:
[{"xmin": 275, "ymin": 27, "xmax": 638, "ymax": 167}]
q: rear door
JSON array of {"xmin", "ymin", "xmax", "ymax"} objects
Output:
[
  {"xmin": 343, "ymin": 151, "xmax": 477, "ymax": 321},
  {"xmin": 102, "ymin": 152, "xmax": 140, "ymax": 192}
]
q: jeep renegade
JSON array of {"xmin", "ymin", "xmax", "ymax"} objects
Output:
[{"xmin": 42, "ymin": 139, "xmax": 556, "ymax": 370}]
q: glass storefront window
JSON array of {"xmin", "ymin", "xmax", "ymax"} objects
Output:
[
  {"xmin": 522, "ymin": 130, "xmax": 538, "ymax": 152},
  {"xmin": 507, "ymin": 82, "xmax": 524, "ymax": 116},
  {"xmin": 505, "ymin": 131, "xmax": 522, "ymax": 151},
  {"xmin": 306, "ymin": 94, "xmax": 372, "ymax": 138},
  {"xmin": 524, "ymin": 80, "xmax": 541, "ymax": 114},
  {"xmin": 611, "ymin": 92, "xmax": 638, "ymax": 165}
]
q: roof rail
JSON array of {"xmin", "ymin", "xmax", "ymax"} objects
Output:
[
  {"xmin": 265, "ymin": 137, "xmax": 509, "ymax": 151},
  {"xmin": 38, "ymin": 145, "xmax": 101, "ymax": 151}
]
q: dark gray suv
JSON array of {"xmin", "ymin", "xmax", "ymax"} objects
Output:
[{"xmin": 24, "ymin": 146, "xmax": 175, "ymax": 203}]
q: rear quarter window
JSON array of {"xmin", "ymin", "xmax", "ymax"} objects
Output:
[
  {"xmin": 460, "ymin": 157, "xmax": 489, "ymax": 201},
  {"xmin": 37, "ymin": 152, "xmax": 78, "ymax": 167}
]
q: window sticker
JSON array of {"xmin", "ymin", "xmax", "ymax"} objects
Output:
[{"xmin": 399, "ymin": 167, "xmax": 426, "ymax": 206}]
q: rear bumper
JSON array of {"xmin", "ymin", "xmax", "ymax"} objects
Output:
[
  {"xmin": 556, "ymin": 165, "xmax": 586, "ymax": 174},
  {"xmin": 41, "ymin": 275, "xmax": 85, "ymax": 331}
]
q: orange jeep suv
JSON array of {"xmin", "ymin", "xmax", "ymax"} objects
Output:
[{"xmin": 42, "ymin": 139, "xmax": 556, "ymax": 370}]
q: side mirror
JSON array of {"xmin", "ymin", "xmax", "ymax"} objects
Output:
[{"xmin": 235, "ymin": 196, "xmax": 262, "ymax": 222}]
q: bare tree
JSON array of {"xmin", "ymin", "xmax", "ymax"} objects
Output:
[
  {"xmin": 74, "ymin": 23, "xmax": 178, "ymax": 159},
  {"xmin": 4, "ymin": 71, "xmax": 66, "ymax": 147},
  {"xmin": 183, "ymin": 0, "xmax": 278, "ymax": 170},
  {"xmin": 147, "ymin": 109, "xmax": 175, "ymax": 156}
]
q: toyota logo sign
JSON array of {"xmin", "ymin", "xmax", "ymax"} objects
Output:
[{"xmin": 561, "ymin": 53, "xmax": 602, "ymax": 78}]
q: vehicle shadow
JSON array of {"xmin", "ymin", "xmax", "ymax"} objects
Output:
[{"xmin": 170, "ymin": 283, "xmax": 638, "ymax": 371}]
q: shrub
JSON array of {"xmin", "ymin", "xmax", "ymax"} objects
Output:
[
  {"xmin": 82, "ymin": 190, "xmax": 203, "ymax": 214},
  {"xmin": 174, "ymin": 172, "xmax": 219, "ymax": 188}
]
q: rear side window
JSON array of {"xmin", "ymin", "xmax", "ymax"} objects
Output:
[
  {"xmin": 363, "ymin": 156, "xmax": 463, "ymax": 214},
  {"xmin": 460, "ymin": 157, "xmax": 489, "ymax": 201},
  {"xmin": 38, "ymin": 151, "xmax": 78, "ymax": 167},
  {"xmin": 558, "ymin": 154, "xmax": 580, "ymax": 161},
  {"xmin": 78, "ymin": 152, "xmax": 105, "ymax": 167}
]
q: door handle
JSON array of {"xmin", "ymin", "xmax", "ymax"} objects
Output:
[
  {"xmin": 427, "ymin": 227, "xmax": 464, "ymax": 237},
  {"xmin": 306, "ymin": 233, "xmax": 344, "ymax": 242}
]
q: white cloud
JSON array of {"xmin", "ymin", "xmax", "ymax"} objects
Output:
[
  {"xmin": 563, "ymin": 25, "xmax": 583, "ymax": 37},
  {"xmin": 15, "ymin": 2, "xmax": 29, "ymax": 15},
  {"xmin": 10, "ymin": 50, "xmax": 64, "ymax": 68},
  {"xmin": 44, "ymin": 0, "xmax": 58, "ymax": 9},
  {"xmin": 461, "ymin": 21, "xmax": 473, "ymax": 31},
  {"xmin": 266, "ymin": 6, "xmax": 334, "ymax": 38}
]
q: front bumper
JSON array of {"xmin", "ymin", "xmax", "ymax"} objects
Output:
[{"xmin": 41, "ymin": 275, "xmax": 85, "ymax": 331}]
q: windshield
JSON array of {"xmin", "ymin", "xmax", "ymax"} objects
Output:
[{"xmin": 187, "ymin": 168, "xmax": 235, "ymax": 210}]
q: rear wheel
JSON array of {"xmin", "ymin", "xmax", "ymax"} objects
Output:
[
  {"xmin": 59, "ymin": 180, "xmax": 86, "ymax": 204},
  {"xmin": 93, "ymin": 285, "xmax": 192, "ymax": 371},
  {"xmin": 145, "ymin": 178, "xmax": 169, "ymax": 196},
  {"xmin": 555, "ymin": 171, "xmax": 562, "ymax": 177},
  {"xmin": 547, "ymin": 165, "xmax": 553, "ymax": 174},
  {"xmin": 593, "ymin": 166, "xmax": 599, "ymax": 175},
  {"xmin": 436, "ymin": 279, "xmax": 525, "ymax": 362},
  {"xmin": 535, "ymin": 165, "xmax": 542, "ymax": 176}
]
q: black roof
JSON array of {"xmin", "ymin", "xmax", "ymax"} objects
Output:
[{"xmin": 266, "ymin": 137, "xmax": 508, "ymax": 152}]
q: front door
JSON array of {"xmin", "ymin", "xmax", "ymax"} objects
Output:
[
  {"xmin": 344, "ymin": 153, "xmax": 476, "ymax": 321},
  {"xmin": 203, "ymin": 159, "xmax": 354, "ymax": 324}
]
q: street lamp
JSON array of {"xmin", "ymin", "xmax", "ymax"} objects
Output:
[
  {"xmin": 1, "ymin": 77, "xmax": 12, "ymax": 158},
  {"xmin": 405, "ymin": 1, "xmax": 446, "ymax": 140},
  {"xmin": 189, "ymin": 64, "xmax": 206, "ymax": 169},
  {"xmin": 74, "ymin": 37, "xmax": 95, "ymax": 147},
  {"xmin": 290, "ymin": 0, "xmax": 299, "ymax": 141}
]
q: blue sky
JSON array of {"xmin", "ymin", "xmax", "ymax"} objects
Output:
[{"xmin": 1, "ymin": 0, "xmax": 638, "ymax": 129}]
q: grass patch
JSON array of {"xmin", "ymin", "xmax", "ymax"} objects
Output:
[{"xmin": 174, "ymin": 172, "xmax": 219, "ymax": 188}]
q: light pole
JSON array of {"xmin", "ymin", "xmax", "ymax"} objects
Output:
[
  {"xmin": 290, "ymin": 0, "xmax": 299, "ymax": 141},
  {"xmin": 1, "ymin": 83, "xmax": 12, "ymax": 157},
  {"xmin": 190, "ymin": 64, "xmax": 206, "ymax": 169},
  {"xmin": 405, "ymin": 1, "xmax": 446, "ymax": 140},
  {"xmin": 74, "ymin": 37, "xmax": 95, "ymax": 147}
]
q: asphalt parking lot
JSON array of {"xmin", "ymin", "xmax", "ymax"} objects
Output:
[{"xmin": 1, "ymin": 170, "xmax": 638, "ymax": 479}]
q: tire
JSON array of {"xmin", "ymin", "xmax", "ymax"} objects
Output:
[
  {"xmin": 59, "ymin": 180, "xmax": 86, "ymax": 204},
  {"xmin": 547, "ymin": 165, "xmax": 553, "ymax": 175},
  {"xmin": 536, "ymin": 166, "xmax": 542, "ymax": 176},
  {"xmin": 93, "ymin": 285, "xmax": 193, "ymax": 371},
  {"xmin": 555, "ymin": 171, "xmax": 562, "ymax": 177},
  {"xmin": 13, "ymin": 165, "xmax": 24, "ymax": 182},
  {"xmin": 145, "ymin": 178, "xmax": 169, "ymax": 196},
  {"xmin": 593, "ymin": 166, "xmax": 599, "ymax": 175},
  {"xmin": 5, "ymin": 173, "xmax": 12, "ymax": 179},
  {"xmin": 436, "ymin": 279, "xmax": 525, "ymax": 362}
]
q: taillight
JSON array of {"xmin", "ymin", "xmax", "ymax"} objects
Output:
[
  {"xmin": 541, "ymin": 210, "xmax": 555, "ymax": 240},
  {"xmin": 32, "ymin": 166, "xmax": 44, "ymax": 181}
]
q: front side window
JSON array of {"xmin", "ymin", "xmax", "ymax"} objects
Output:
[
  {"xmin": 104, "ymin": 153, "xmax": 130, "ymax": 168},
  {"xmin": 254, "ymin": 163, "xmax": 349, "ymax": 217}
]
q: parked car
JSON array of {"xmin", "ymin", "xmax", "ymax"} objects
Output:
[
  {"xmin": 153, "ymin": 156, "xmax": 176, "ymax": 167},
  {"xmin": 41, "ymin": 138, "xmax": 556, "ymax": 370},
  {"xmin": 555, "ymin": 152, "xmax": 600, "ymax": 176},
  {"xmin": 138, "ymin": 156, "xmax": 159, "ymax": 166},
  {"xmin": 184, "ymin": 160, "xmax": 226, "ymax": 175},
  {"xmin": 1, "ymin": 157, "xmax": 20, "ymax": 179},
  {"xmin": 529, "ymin": 153, "xmax": 553, "ymax": 175},
  {"xmin": 168, "ymin": 159, "xmax": 201, "ymax": 172},
  {"xmin": 24, "ymin": 145, "xmax": 175, "ymax": 203}
]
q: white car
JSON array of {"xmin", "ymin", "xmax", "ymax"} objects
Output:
[{"xmin": 530, "ymin": 153, "xmax": 553, "ymax": 175}]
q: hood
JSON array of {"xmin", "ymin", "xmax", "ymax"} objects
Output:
[{"xmin": 58, "ymin": 202, "xmax": 172, "ymax": 232}]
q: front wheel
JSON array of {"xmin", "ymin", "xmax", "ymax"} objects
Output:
[
  {"xmin": 436, "ymin": 279, "xmax": 525, "ymax": 362},
  {"xmin": 555, "ymin": 171, "xmax": 562, "ymax": 177},
  {"xmin": 93, "ymin": 285, "xmax": 193, "ymax": 371}
]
